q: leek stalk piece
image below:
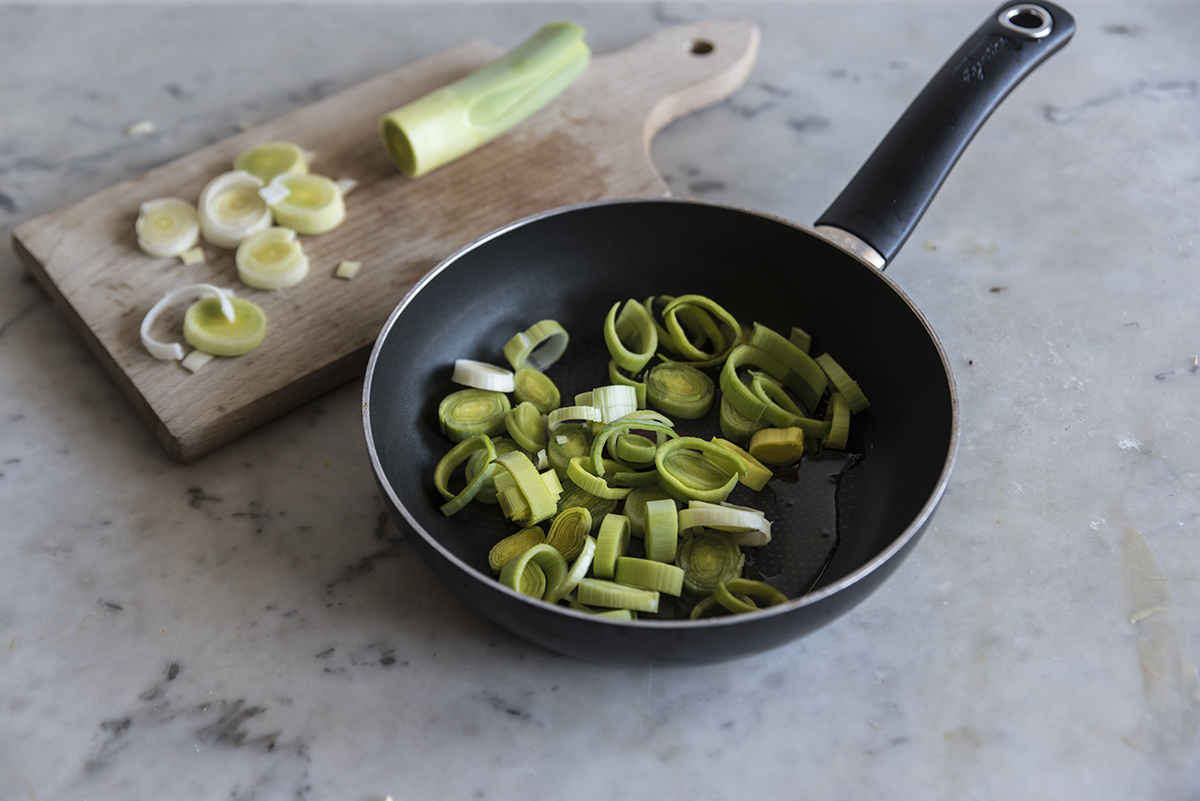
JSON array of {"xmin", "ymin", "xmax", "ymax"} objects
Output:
[
  {"xmin": 588, "ymin": 419, "xmax": 676, "ymax": 479},
  {"xmin": 555, "ymin": 482, "xmax": 617, "ymax": 526},
  {"xmin": 643, "ymin": 498, "xmax": 679, "ymax": 563},
  {"xmin": 719, "ymin": 392, "xmax": 767, "ymax": 444},
  {"xmin": 709, "ymin": 438, "xmax": 773, "ymax": 491},
  {"xmin": 184, "ymin": 296, "xmax": 267, "ymax": 357},
  {"xmin": 513, "ymin": 365, "xmax": 560, "ymax": 413},
  {"xmin": 544, "ymin": 506, "xmax": 592, "ymax": 561},
  {"xmin": 613, "ymin": 433, "xmax": 656, "ymax": 466},
  {"xmin": 546, "ymin": 534, "xmax": 596, "ymax": 603},
  {"xmin": 466, "ymin": 436, "xmax": 524, "ymax": 504},
  {"xmin": 689, "ymin": 592, "xmax": 754, "ymax": 619},
  {"xmin": 655, "ymin": 437, "xmax": 745, "ymax": 504},
  {"xmin": 566, "ymin": 457, "xmax": 632, "ymax": 501},
  {"xmin": 748, "ymin": 427, "xmax": 806, "ymax": 466},
  {"xmin": 453, "ymin": 359, "xmax": 515, "ymax": 392},
  {"xmin": 607, "ymin": 360, "xmax": 647, "ymax": 409},
  {"xmin": 623, "ymin": 485, "xmax": 674, "ymax": 538},
  {"xmin": 714, "ymin": 578, "xmax": 789, "ymax": 614},
  {"xmin": 493, "ymin": 451, "xmax": 558, "ymax": 525},
  {"xmin": 615, "ymin": 557, "xmax": 684, "ymax": 596},
  {"xmin": 140, "ymin": 283, "xmax": 237, "ymax": 361},
  {"xmin": 198, "ymin": 171, "xmax": 271, "ymax": 248},
  {"xmin": 815, "ymin": 353, "xmax": 871, "ymax": 413},
  {"xmin": 576, "ymin": 579, "xmax": 659, "ymax": 613},
  {"xmin": 234, "ymin": 141, "xmax": 310, "ymax": 182},
  {"xmin": 548, "ymin": 404, "xmax": 603, "ymax": 431},
  {"xmin": 235, "ymin": 227, "xmax": 309, "ymax": 290},
  {"xmin": 433, "ymin": 433, "xmax": 497, "ymax": 516},
  {"xmin": 503, "ymin": 319, "xmax": 570, "ymax": 371},
  {"xmin": 438, "ymin": 388, "xmax": 511, "ymax": 442},
  {"xmin": 789, "ymin": 326, "xmax": 812, "ymax": 354},
  {"xmin": 593, "ymin": 513, "xmax": 630, "ymax": 579},
  {"xmin": 135, "ymin": 198, "xmax": 200, "ymax": 257},
  {"xmin": 747, "ymin": 323, "xmax": 828, "ymax": 412},
  {"xmin": 645, "ymin": 363, "xmax": 714, "ymax": 419},
  {"xmin": 604, "ymin": 299, "xmax": 657, "ymax": 373},
  {"xmin": 505, "ymin": 401, "xmax": 548, "ymax": 453},
  {"xmin": 660, "ymin": 294, "xmax": 741, "ymax": 368},
  {"xmin": 823, "ymin": 391, "xmax": 851, "ymax": 450},
  {"xmin": 574, "ymin": 385, "xmax": 637, "ymax": 424},
  {"xmin": 380, "ymin": 22, "xmax": 590, "ymax": 177},
  {"xmin": 676, "ymin": 529, "xmax": 745, "ymax": 597},
  {"xmin": 260, "ymin": 173, "xmax": 345, "ymax": 235},
  {"xmin": 499, "ymin": 544, "xmax": 568, "ymax": 600},
  {"xmin": 547, "ymin": 423, "xmax": 592, "ymax": 479},
  {"xmin": 488, "ymin": 526, "xmax": 545, "ymax": 574}
]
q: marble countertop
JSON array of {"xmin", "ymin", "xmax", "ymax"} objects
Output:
[{"xmin": 2, "ymin": 2, "xmax": 1198, "ymax": 798}]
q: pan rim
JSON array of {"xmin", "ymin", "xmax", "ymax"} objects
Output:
[{"xmin": 363, "ymin": 196, "xmax": 960, "ymax": 629}]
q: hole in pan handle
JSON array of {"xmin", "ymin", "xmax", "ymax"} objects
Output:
[{"xmin": 813, "ymin": 0, "xmax": 1075, "ymax": 269}]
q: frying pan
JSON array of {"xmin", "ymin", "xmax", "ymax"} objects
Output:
[{"xmin": 364, "ymin": 2, "xmax": 1075, "ymax": 666}]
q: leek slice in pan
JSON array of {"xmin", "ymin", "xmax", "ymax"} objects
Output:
[{"xmin": 135, "ymin": 198, "xmax": 200, "ymax": 257}]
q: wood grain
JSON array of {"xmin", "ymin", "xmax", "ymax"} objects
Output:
[{"xmin": 12, "ymin": 21, "xmax": 759, "ymax": 461}]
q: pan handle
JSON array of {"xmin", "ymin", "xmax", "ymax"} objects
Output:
[{"xmin": 813, "ymin": 2, "xmax": 1075, "ymax": 269}]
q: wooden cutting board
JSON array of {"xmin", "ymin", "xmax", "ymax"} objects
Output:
[{"xmin": 12, "ymin": 21, "xmax": 759, "ymax": 462}]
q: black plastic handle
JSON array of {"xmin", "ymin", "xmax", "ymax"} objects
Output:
[{"xmin": 814, "ymin": 2, "xmax": 1075, "ymax": 267}]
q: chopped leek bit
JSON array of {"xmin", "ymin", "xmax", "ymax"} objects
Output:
[
  {"xmin": 493, "ymin": 450, "xmax": 558, "ymax": 525},
  {"xmin": 547, "ymin": 422, "xmax": 592, "ymax": 479},
  {"xmin": 125, "ymin": 119, "xmax": 156, "ymax": 137},
  {"xmin": 714, "ymin": 578, "xmax": 789, "ymax": 614},
  {"xmin": 789, "ymin": 326, "xmax": 812, "ymax": 354},
  {"xmin": 645, "ymin": 362, "xmax": 714, "ymax": 419},
  {"xmin": 574, "ymin": 384, "xmax": 637, "ymax": 424},
  {"xmin": 135, "ymin": 198, "xmax": 200, "ymax": 258},
  {"xmin": 576, "ymin": 578, "xmax": 659, "ymax": 613},
  {"xmin": 513, "ymin": 365, "xmax": 561, "ymax": 414},
  {"xmin": 748, "ymin": 427, "xmax": 806, "ymax": 465},
  {"xmin": 198, "ymin": 171, "xmax": 271, "ymax": 248},
  {"xmin": 622, "ymin": 485, "xmax": 674, "ymax": 538},
  {"xmin": 544, "ymin": 506, "xmax": 592, "ymax": 562},
  {"xmin": 643, "ymin": 498, "xmax": 679, "ymax": 563},
  {"xmin": 183, "ymin": 296, "xmax": 266, "ymax": 357},
  {"xmin": 179, "ymin": 246, "xmax": 206, "ymax": 266},
  {"xmin": 335, "ymin": 260, "xmax": 362, "ymax": 279},
  {"xmin": 499, "ymin": 544, "xmax": 567, "ymax": 600},
  {"xmin": 488, "ymin": 526, "xmax": 545, "ymax": 575},
  {"xmin": 709, "ymin": 438, "xmax": 773, "ymax": 491},
  {"xmin": 588, "ymin": 418, "xmax": 676, "ymax": 480},
  {"xmin": 748, "ymin": 372, "xmax": 833, "ymax": 437},
  {"xmin": 233, "ymin": 141, "xmax": 310, "ymax": 182},
  {"xmin": 593, "ymin": 513, "xmax": 630, "ymax": 579},
  {"xmin": 607, "ymin": 359, "xmax": 647, "ymax": 409},
  {"xmin": 594, "ymin": 609, "xmax": 636, "ymax": 620},
  {"xmin": 655, "ymin": 437, "xmax": 744, "ymax": 504},
  {"xmin": 545, "ymin": 534, "xmax": 596, "ymax": 603},
  {"xmin": 452, "ymin": 359, "xmax": 515, "ymax": 393},
  {"xmin": 566, "ymin": 457, "xmax": 633, "ymax": 500},
  {"xmin": 438, "ymin": 388, "xmax": 510, "ymax": 442},
  {"xmin": 613, "ymin": 433, "xmax": 656, "ymax": 466},
  {"xmin": 141, "ymin": 284, "xmax": 236, "ymax": 361},
  {"xmin": 505, "ymin": 401, "xmax": 548, "ymax": 453},
  {"xmin": 261, "ymin": 172, "xmax": 346, "ymax": 235},
  {"xmin": 503, "ymin": 319, "xmax": 570, "ymax": 371},
  {"xmin": 719, "ymin": 386, "xmax": 768, "ymax": 444},
  {"xmin": 380, "ymin": 22, "xmax": 590, "ymax": 177},
  {"xmin": 676, "ymin": 529, "xmax": 745, "ymax": 597},
  {"xmin": 547, "ymin": 404, "xmax": 602, "ymax": 431},
  {"xmin": 434, "ymin": 433, "xmax": 497, "ymax": 516},
  {"xmin": 815, "ymin": 352, "xmax": 871, "ymax": 413},
  {"xmin": 660, "ymin": 294, "xmax": 740, "ymax": 368},
  {"xmin": 555, "ymin": 483, "xmax": 617, "ymax": 527},
  {"xmin": 335, "ymin": 177, "xmax": 359, "ymax": 195},
  {"xmin": 747, "ymin": 323, "xmax": 828, "ymax": 412},
  {"xmin": 235, "ymin": 227, "xmax": 309, "ymax": 290},
  {"xmin": 823, "ymin": 391, "xmax": 851, "ymax": 450},
  {"xmin": 466, "ymin": 436, "xmax": 523, "ymax": 504},
  {"xmin": 689, "ymin": 592, "xmax": 754, "ymax": 620},
  {"xmin": 604, "ymin": 298, "xmax": 658, "ymax": 373},
  {"xmin": 614, "ymin": 556, "xmax": 684, "ymax": 596},
  {"xmin": 180, "ymin": 349, "xmax": 215, "ymax": 374}
]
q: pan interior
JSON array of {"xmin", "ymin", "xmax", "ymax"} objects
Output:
[{"xmin": 367, "ymin": 201, "xmax": 953, "ymax": 617}]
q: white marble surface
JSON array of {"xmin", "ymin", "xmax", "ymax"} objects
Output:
[{"xmin": 2, "ymin": 2, "xmax": 1198, "ymax": 798}]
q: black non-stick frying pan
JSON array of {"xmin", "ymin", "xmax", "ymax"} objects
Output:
[{"xmin": 364, "ymin": 2, "xmax": 1075, "ymax": 666}]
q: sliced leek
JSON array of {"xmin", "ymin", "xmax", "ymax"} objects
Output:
[
  {"xmin": 555, "ymin": 482, "xmax": 617, "ymax": 526},
  {"xmin": 615, "ymin": 556, "xmax": 684, "ymax": 596},
  {"xmin": 140, "ymin": 283, "xmax": 237, "ymax": 361},
  {"xmin": 499, "ymin": 543, "xmax": 568, "ymax": 600},
  {"xmin": 714, "ymin": 578, "xmax": 789, "ymax": 614},
  {"xmin": 604, "ymin": 298, "xmax": 657, "ymax": 373},
  {"xmin": 661, "ymin": 294, "xmax": 740, "ymax": 368},
  {"xmin": 135, "ymin": 197, "xmax": 200, "ymax": 257},
  {"xmin": 544, "ymin": 505, "xmax": 592, "ymax": 561},
  {"xmin": 547, "ymin": 422, "xmax": 593, "ymax": 479},
  {"xmin": 198, "ymin": 171, "xmax": 271, "ymax": 248},
  {"xmin": 466, "ymin": 436, "xmax": 523, "ymax": 504},
  {"xmin": 513, "ymin": 365, "xmax": 560, "ymax": 413},
  {"xmin": 380, "ymin": 22, "xmax": 590, "ymax": 177},
  {"xmin": 234, "ymin": 141, "xmax": 310, "ymax": 182},
  {"xmin": 501, "ymin": 559, "xmax": 546, "ymax": 598},
  {"xmin": 789, "ymin": 326, "xmax": 812, "ymax": 354},
  {"xmin": 643, "ymin": 498, "xmax": 679, "ymax": 563},
  {"xmin": 815, "ymin": 353, "xmax": 871, "ymax": 413},
  {"xmin": 607, "ymin": 360, "xmax": 647, "ymax": 409},
  {"xmin": 709, "ymin": 438, "xmax": 772, "ymax": 491},
  {"xmin": 438, "ymin": 388, "xmax": 510, "ymax": 442},
  {"xmin": 260, "ymin": 172, "xmax": 345, "ymax": 235},
  {"xmin": 574, "ymin": 385, "xmax": 637, "ymax": 424},
  {"xmin": 488, "ymin": 525, "xmax": 545, "ymax": 574},
  {"xmin": 183, "ymin": 295, "xmax": 267, "ymax": 357},
  {"xmin": 545, "ymin": 534, "xmax": 596, "ymax": 604},
  {"xmin": 235, "ymin": 227, "xmax": 309, "ymax": 290},
  {"xmin": 676, "ymin": 529, "xmax": 744, "ymax": 597},
  {"xmin": 453, "ymin": 359, "xmax": 515, "ymax": 392},
  {"xmin": 547, "ymin": 404, "xmax": 602, "ymax": 432},
  {"xmin": 748, "ymin": 323, "xmax": 828, "ymax": 413},
  {"xmin": 623, "ymin": 485, "xmax": 674, "ymax": 538},
  {"xmin": 433, "ymin": 433, "xmax": 496, "ymax": 516},
  {"xmin": 749, "ymin": 372, "xmax": 833, "ymax": 437},
  {"xmin": 566, "ymin": 457, "xmax": 632, "ymax": 501},
  {"xmin": 592, "ymin": 513, "xmax": 630, "ymax": 579},
  {"xmin": 719, "ymin": 392, "xmax": 767, "ymax": 444},
  {"xmin": 493, "ymin": 450, "xmax": 558, "ymax": 525},
  {"xmin": 748, "ymin": 426, "xmax": 806, "ymax": 466},
  {"xmin": 613, "ymin": 433, "xmax": 656, "ymax": 465},
  {"xmin": 823, "ymin": 391, "xmax": 851, "ymax": 450},
  {"xmin": 655, "ymin": 437, "xmax": 744, "ymax": 504},
  {"xmin": 505, "ymin": 401, "xmax": 548, "ymax": 453},
  {"xmin": 503, "ymin": 319, "xmax": 569, "ymax": 371},
  {"xmin": 645, "ymin": 362, "xmax": 714, "ymax": 419},
  {"xmin": 575, "ymin": 578, "xmax": 659, "ymax": 614}
]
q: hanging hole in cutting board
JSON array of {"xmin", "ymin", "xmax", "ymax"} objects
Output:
[{"xmin": 691, "ymin": 39, "xmax": 715, "ymax": 55}]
